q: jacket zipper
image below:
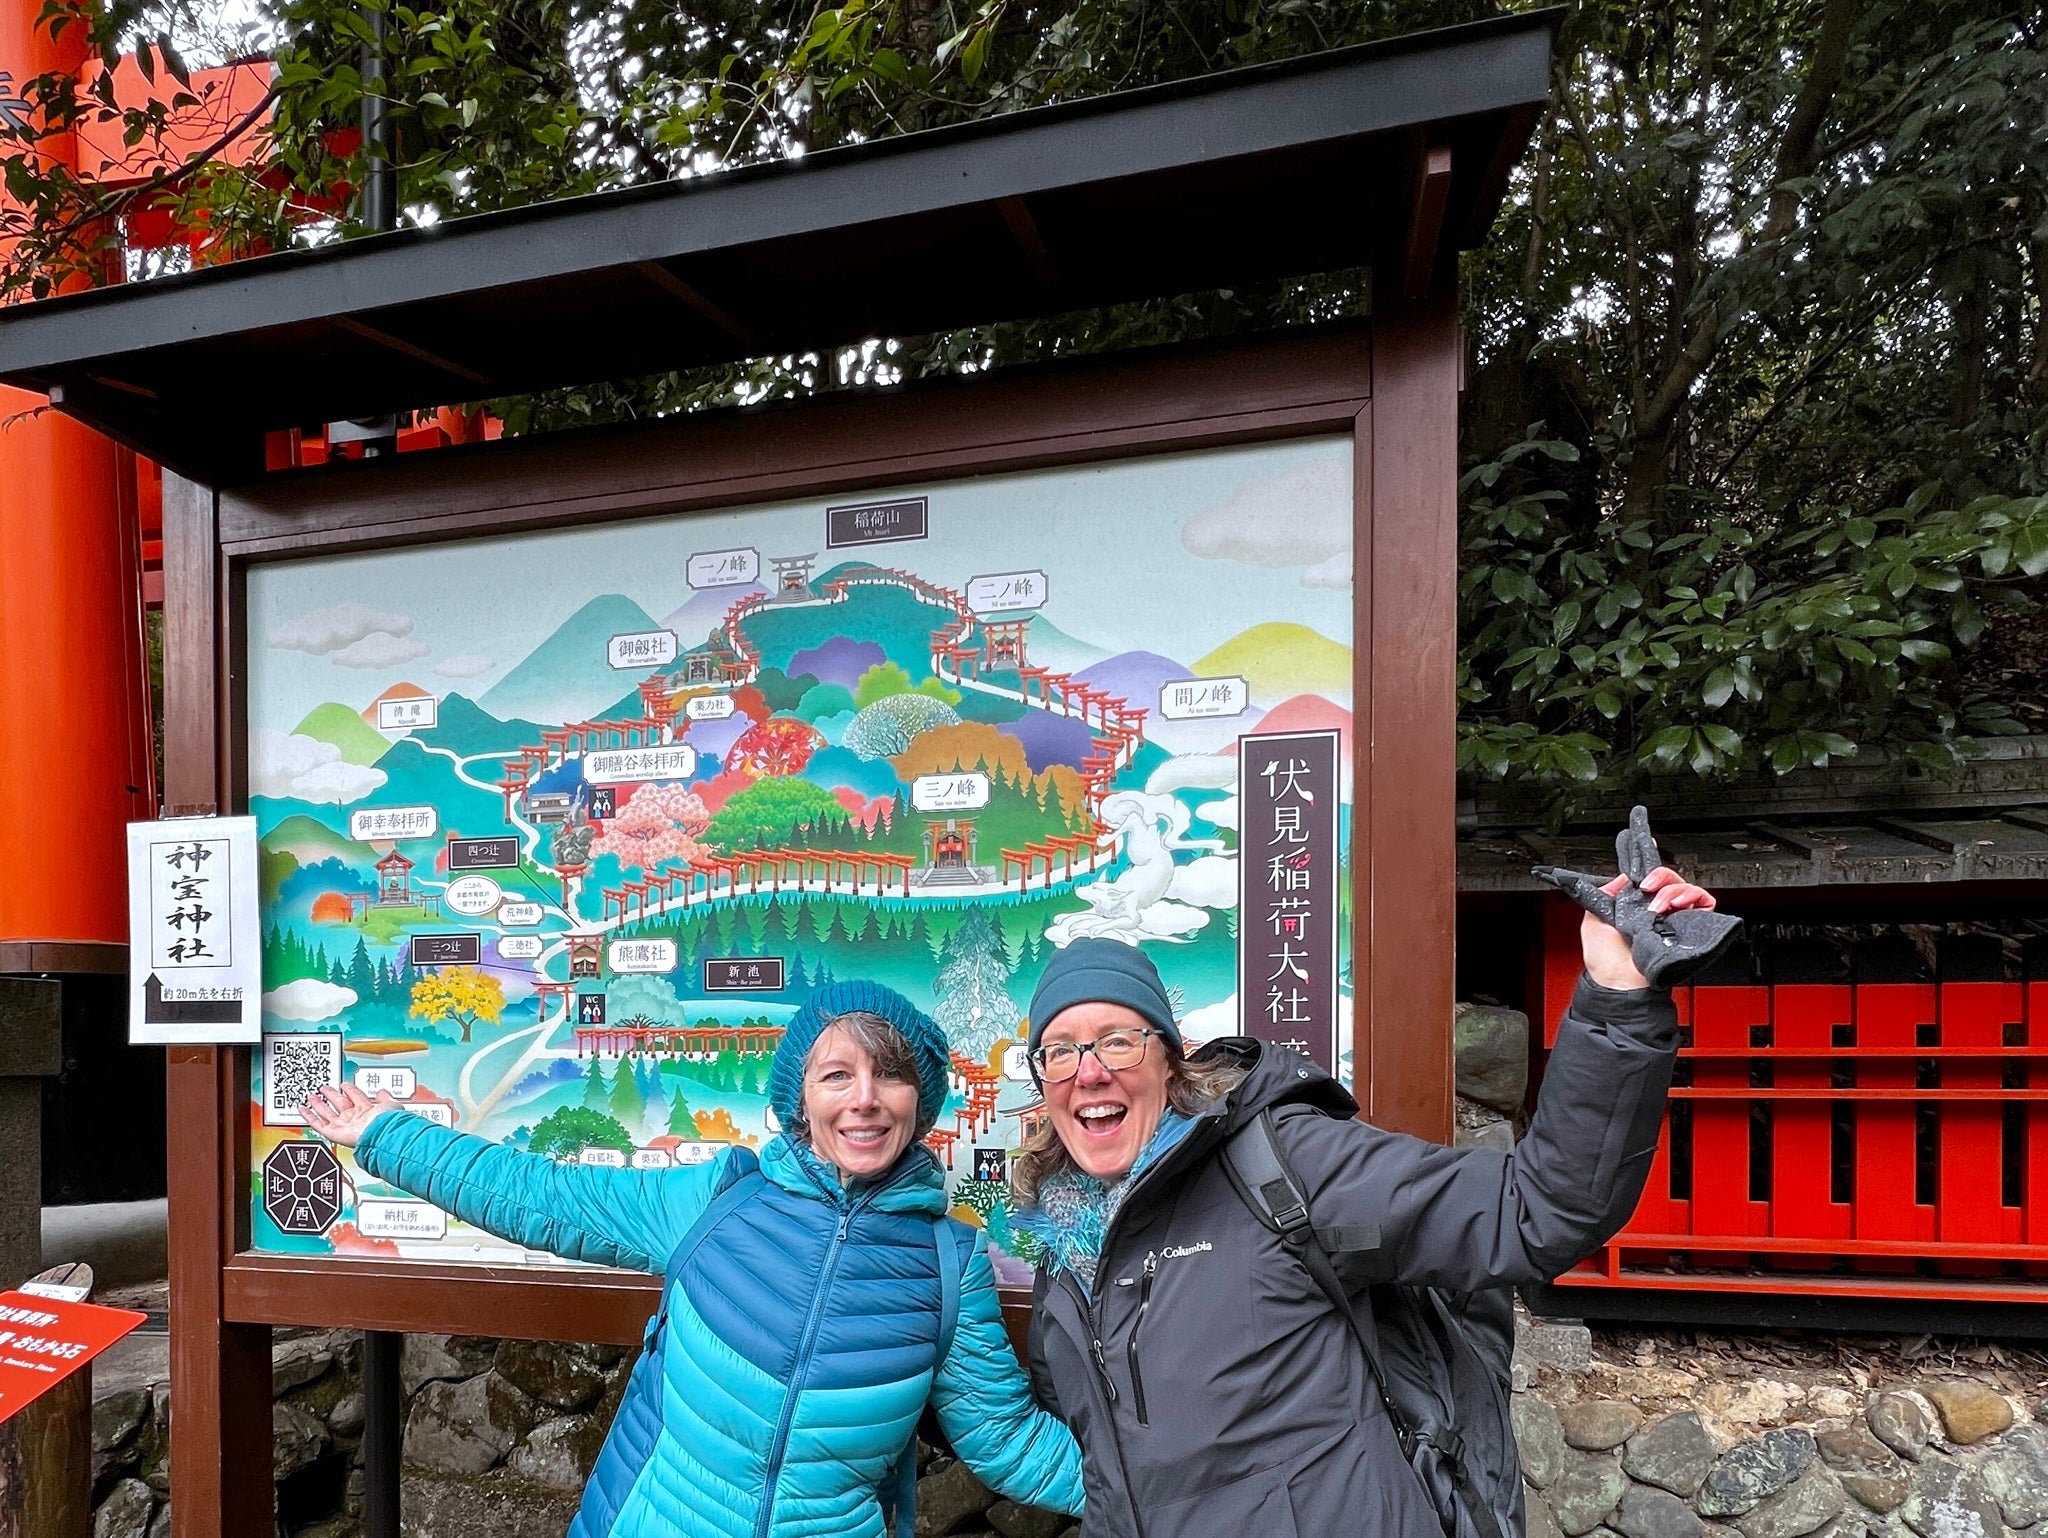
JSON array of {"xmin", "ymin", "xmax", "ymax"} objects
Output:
[
  {"xmin": 1126, "ymin": 1250, "xmax": 1157, "ymax": 1426},
  {"xmin": 752, "ymin": 1185, "xmax": 881, "ymax": 1538},
  {"xmin": 1090, "ymin": 1335, "xmax": 1118, "ymax": 1402},
  {"xmin": 1059, "ymin": 1268, "xmax": 1146, "ymax": 1538}
]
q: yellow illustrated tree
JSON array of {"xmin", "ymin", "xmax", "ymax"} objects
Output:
[{"xmin": 409, "ymin": 966, "xmax": 506, "ymax": 1044}]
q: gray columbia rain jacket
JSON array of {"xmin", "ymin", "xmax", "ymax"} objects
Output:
[{"xmin": 1025, "ymin": 975, "xmax": 1679, "ymax": 1538}]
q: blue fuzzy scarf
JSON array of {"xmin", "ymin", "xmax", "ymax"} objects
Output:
[{"xmin": 1014, "ymin": 1110, "xmax": 1195, "ymax": 1296}]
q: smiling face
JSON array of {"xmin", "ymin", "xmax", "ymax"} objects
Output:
[
  {"xmin": 801, "ymin": 1022, "xmax": 920, "ymax": 1182},
  {"xmin": 1040, "ymin": 1001, "xmax": 1173, "ymax": 1182}
]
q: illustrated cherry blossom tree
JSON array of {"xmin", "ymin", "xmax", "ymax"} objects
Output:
[{"xmin": 591, "ymin": 783, "xmax": 712, "ymax": 871}]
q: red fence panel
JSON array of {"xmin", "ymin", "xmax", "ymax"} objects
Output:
[{"xmin": 1552, "ymin": 971, "xmax": 2048, "ymax": 1305}]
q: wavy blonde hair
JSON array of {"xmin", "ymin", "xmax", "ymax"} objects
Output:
[{"xmin": 1011, "ymin": 1048, "xmax": 1248, "ymax": 1206}]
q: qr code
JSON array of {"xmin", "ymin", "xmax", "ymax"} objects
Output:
[{"xmin": 263, "ymin": 1034, "xmax": 343, "ymax": 1128}]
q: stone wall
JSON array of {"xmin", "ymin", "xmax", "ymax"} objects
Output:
[
  {"xmin": 1515, "ymin": 1315, "xmax": 2048, "ymax": 1538},
  {"xmin": 85, "ymin": 1329, "xmax": 1077, "ymax": 1538}
]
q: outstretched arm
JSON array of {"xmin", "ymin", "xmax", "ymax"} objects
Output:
[
  {"xmin": 930, "ymin": 1244, "xmax": 1086, "ymax": 1518},
  {"xmin": 304, "ymin": 1084, "xmax": 724, "ymax": 1273},
  {"xmin": 1274, "ymin": 865, "xmax": 1714, "ymax": 1289}
]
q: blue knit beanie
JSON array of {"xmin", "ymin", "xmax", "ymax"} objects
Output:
[
  {"xmin": 768, "ymin": 979, "xmax": 951, "ymax": 1132},
  {"xmin": 1027, "ymin": 939, "xmax": 1183, "ymax": 1059}
]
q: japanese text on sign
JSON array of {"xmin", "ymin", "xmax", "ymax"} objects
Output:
[
  {"xmin": 705, "ymin": 957, "xmax": 788, "ymax": 992},
  {"xmin": 376, "ymin": 695, "xmax": 437, "ymax": 731},
  {"xmin": 966, "ymin": 571, "xmax": 1048, "ymax": 615},
  {"xmin": 349, "ymin": 806, "xmax": 438, "ymax": 842},
  {"xmin": 129, "ymin": 815, "xmax": 262, "ymax": 1044},
  {"xmin": 910, "ymin": 773, "xmax": 991, "ymax": 813},
  {"xmin": 0, "ymin": 1291, "xmax": 148, "ymax": 1426},
  {"xmin": 608, "ymin": 939, "xmax": 678, "ymax": 973},
  {"xmin": 608, "ymin": 630, "xmax": 680, "ymax": 670},
  {"xmin": 1160, "ymin": 676, "xmax": 1250, "ymax": 720},
  {"xmin": 687, "ymin": 547, "xmax": 761, "ymax": 589},
  {"xmin": 826, "ymin": 497, "xmax": 929, "ymax": 548},
  {"xmin": 583, "ymin": 746, "xmax": 698, "ymax": 784},
  {"xmin": 150, "ymin": 838, "xmax": 228, "ymax": 968},
  {"xmin": 1236, "ymin": 731, "xmax": 1342, "ymax": 1072}
]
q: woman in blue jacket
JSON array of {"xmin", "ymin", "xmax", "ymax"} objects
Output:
[{"xmin": 302, "ymin": 979, "xmax": 1083, "ymax": 1538}]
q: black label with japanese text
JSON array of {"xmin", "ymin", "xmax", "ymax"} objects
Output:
[
  {"xmin": 826, "ymin": 497, "xmax": 929, "ymax": 548},
  {"xmin": 1236, "ymin": 730, "xmax": 1341, "ymax": 1072}
]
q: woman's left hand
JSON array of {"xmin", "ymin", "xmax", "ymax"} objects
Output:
[
  {"xmin": 1580, "ymin": 868, "xmax": 1718, "ymax": 991},
  {"xmin": 302, "ymin": 1082, "xmax": 405, "ymax": 1147}
]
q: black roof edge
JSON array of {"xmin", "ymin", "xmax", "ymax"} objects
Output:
[{"xmin": 0, "ymin": 10, "xmax": 1557, "ymax": 367}]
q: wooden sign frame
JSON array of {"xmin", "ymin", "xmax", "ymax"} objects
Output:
[{"xmin": 160, "ymin": 302, "xmax": 1460, "ymax": 1537}]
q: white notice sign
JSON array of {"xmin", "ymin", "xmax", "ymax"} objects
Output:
[
  {"xmin": 127, "ymin": 816, "xmax": 262, "ymax": 1045},
  {"xmin": 376, "ymin": 694, "xmax": 438, "ymax": 731},
  {"xmin": 911, "ymin": 773, "xmax": 991, "ymax": 813}
]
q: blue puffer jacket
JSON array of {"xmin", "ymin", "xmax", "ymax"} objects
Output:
[{"xmin": 354, "ymin": 1112, "xmax": 1084, "ymax": 1538}]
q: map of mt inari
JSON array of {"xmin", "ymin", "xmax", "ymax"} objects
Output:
[{"xmin": 246, "ymin": 440, "xmax": 1357, "ymax": 1273}]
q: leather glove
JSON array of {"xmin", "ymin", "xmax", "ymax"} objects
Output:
[{"xmin": 1532, "ymin": 805, "xmax": 1743, "ymax": 989}]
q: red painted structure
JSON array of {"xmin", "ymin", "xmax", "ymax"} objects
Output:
[
  {"xmin": 0, "ymin": 0, "xmax": 156, "ymax": 953},
  {"xmin": 1535, "ymin": 895, "xmax": 2048, "ymax": 1304}
]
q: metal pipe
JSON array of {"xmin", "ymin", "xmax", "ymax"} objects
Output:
[
  {"xmin": 362, "ymin": 1330, "xmax": 401, "ymax": 1538},
  {"xmin": 360, "ymin": 3, "xmax": 394, "ymax": 235}
]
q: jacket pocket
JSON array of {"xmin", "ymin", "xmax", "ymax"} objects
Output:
[
  {"xmin": 1146, "ymin": 1462, "xmax": 1301, "ymax": 1538},
  {"xmin": 1586, "ymin": 1062, "xmax": 1651, "ymax": 1205}
]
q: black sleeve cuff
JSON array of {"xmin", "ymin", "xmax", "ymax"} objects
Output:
[{"xmin": 1571, "ymin": 972, "xmax": 1678, "ymax": 1035}]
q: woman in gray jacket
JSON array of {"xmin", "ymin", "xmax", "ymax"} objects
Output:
[{"xmin": 1013, "ymin": 832, "xmax": 1721, "ymax": 1538}]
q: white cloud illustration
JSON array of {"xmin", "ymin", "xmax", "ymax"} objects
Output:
[
  {"xmin": 264, "ymin": 980, "xmax": 358, "ymax": 1021},
  {"xmin": 290, "ymin": 759, "xmax": 389, "ymax": 804},
  {"xmin": 1180, "ymin": 458, "xmax": 1352, "ymax": 583},
  {"xmin": 1166, "ymin": 854, "xmax": 1238, "ymax": 909},
  {"xmin": 330, "ymin": 632, "xmax": 432, "ymax": 669},
  {"xmin": 250, "ymin": 729, "xmax": 388, "ymax": 804},
  {"xmin": 1300, "ymin": 549, "xmax": 1353, "ymax": 590},
  {"xmin": 270, "ymin": 602, "xmax": 415, "ymax": 656},
  {"xmin": 1179, "ymin": 994, "xmax": 1239, "ymax": 1038},
  {"xmin": 434, "ymin": 653, "xmax": 495, "ymax": 679}
]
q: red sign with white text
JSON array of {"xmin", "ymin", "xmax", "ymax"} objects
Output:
[{"xmin": 0, "ymin": 1291, "xmax": 148, "ymax": 1425}]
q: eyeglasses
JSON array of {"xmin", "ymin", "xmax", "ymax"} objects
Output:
[{"xmin": 1029, "ymin": 1027, "xmax": 1160, "ymax": 1083}]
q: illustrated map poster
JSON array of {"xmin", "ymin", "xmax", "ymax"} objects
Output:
[{"xmin": 245, "ymin": 437, "xmax": 1356, "ymax": 1274}]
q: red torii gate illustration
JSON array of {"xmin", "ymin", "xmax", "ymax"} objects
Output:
[
  {"xmin": 999, "ymin": 833, "xmax": 1100, "ymax": 892},
  {"xmin": 574, "ymin": 1023, "xmax": 784, "ymax": 1058}
]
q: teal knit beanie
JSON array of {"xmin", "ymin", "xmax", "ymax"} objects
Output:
[
  {"xmin": 769, "ymin": 979, "xmax": 951, "ymax": 1132},
  {"xmin": 1027, "ymin": 939, "xmax": 1183, "ymax": 1059}
]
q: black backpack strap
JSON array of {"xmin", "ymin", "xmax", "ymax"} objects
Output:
[
  {"xmin": 661, "ymin": 1145, "xmax": 763, "ymax": 1287},
  {"xmin": 1220, "ymin": 1111, "xmax": 1412, "ymax": 1455},
  {"xmin": 1222, "ymin": 1113, "xmax": 1509, "ymax": 1538}
]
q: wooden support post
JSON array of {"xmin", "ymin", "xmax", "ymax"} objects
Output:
[
  {"xmin": 161, "ymin": 471, "xmax": 274, "ymax": 1538},
  {"xmin": 1356, "ymin": 283, "xmax": 1461, "ymax": 1143},
  {"xmin": 0, "ymin": 993, "xmax": 74, "ymax": 1538},
  {"xmin": 0, "ymin": 979, "xmax": 59, "ymax": 1293}
]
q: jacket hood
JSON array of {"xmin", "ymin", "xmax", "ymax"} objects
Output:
[{"xmin": 1189, "ymin": 1037, "xmax": 1358, "ymax": 1134}]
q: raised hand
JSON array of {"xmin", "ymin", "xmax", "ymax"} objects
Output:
[
  {"xmin": 1533, "ymin": 806, "xmax": 1742, "ymax": 990},
  {"xmin": 302, "ymin": 1082, "xmax": 406, "ymax": 1148}
]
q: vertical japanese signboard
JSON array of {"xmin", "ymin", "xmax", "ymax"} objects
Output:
[
  {"xmin": 126, "ymin": 815, "xmax": 263, "ymax": 1044},
  {"xmin": 1238, "ymin": 731, "xmax": 1341, "ymax": 1071}
]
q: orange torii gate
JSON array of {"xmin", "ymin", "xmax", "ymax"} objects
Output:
[
  {"xmin": 923, "ymin": 1127, "xmax": 959, "ymax": 1169},
  {"xmin": 953, "ymin": 1104, "xmax": 980, "ymax": 1144},
  {"xmin": 574, "ymin": 1023, "xmax": 784, "ymax": 1058},
  {"xmin": 999, "ymin": 833, "xmax": 1100, "ymax": 891},
  {"xmin": 968, "ymin": 1081, "xmax": 1001, "ymax": 1133},
  {"xmin": 980, "ymin": 619, "xmax": 1030, "ymax": 670}
]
